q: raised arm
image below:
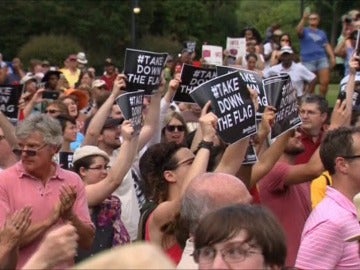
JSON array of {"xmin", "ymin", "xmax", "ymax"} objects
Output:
[
  {"xmin": 83, "ymin": 74, "xmax": 126, "ymax": 146},
  {"xmin": 0, "ymin": 111, "xmax": 17, "ymax": 148},
  {"xmin": 22, "ymin": 89, "xmax": 44, "ymax": 119},
  {"xmin": 137, "ymin": 90, "xmax": 161, "ymax": 151},
  {"xmin": 296, "ymin": 10, "xmax": 309, "ymax": 37},
  {"xmin": 152, "ymin": 102, "xmax": 217, "ymax": 227},
  {"xmin": 85, "ymin": 120, "xmax": 139, "ymax": 206}
]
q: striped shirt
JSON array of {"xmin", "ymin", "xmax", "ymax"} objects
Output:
[{"xmin": 296, "ymin": 186, "xmax": 360, "ymax": 269}]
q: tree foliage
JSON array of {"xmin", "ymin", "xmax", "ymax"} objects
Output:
[{"xmin": 0, "ymin": 0, "xmax": 358, "ymax": 70}]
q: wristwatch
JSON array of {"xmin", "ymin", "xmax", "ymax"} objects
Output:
[{"xmin": 197, "ymin": 140, "xmax": 214, "ymax": 151}]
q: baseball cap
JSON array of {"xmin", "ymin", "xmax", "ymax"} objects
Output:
[
  {"xmin": 280, "ymin": 46, "xmax": 294, "ymax": 55},
  {"xmin": 92, "ymin": 79, "xmax": 107, "ymax": 89},
  {"xmin": 77, "ymin": 52, "xmax": 88, "ymax": 65},
  {"xmin": 105, "ymin": 58, "xmax": 115, "ymax": 66},
  {"xmin": 103, "ymin": 117, "xmax": 123, "ymax": 130},
  {"xmin": 72, "ymin": 145, "xmax": 109, "ymax": 164}
]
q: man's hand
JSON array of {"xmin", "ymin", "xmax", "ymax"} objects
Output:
[
  {"xmin": 112, "ymin": 74, "xmax": 127, "ymax": 97},
  {"xmin": 59, "ymin": 185, "xmax": 77, "ymax": 220},
  {"xmin": 121, "ymin": 120, "xmax": 135, "ymax": 141},
  {"xmin": 22, "ymin": 224, "xmax": 79, "ymax": 269},
  {"xmin": 0, "ymin": 207, "xmax": 32, "ymax": 246}
]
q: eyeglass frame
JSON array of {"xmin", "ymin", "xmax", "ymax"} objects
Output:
[
  {"xmin": 86, "ymin": 165, "xmax": 111, "ymax": 171},
  {"xmin": 12, "ymin": 143, "xmax": 48, "ymax": 157},
  {"xmin": 45, "ymin": 109, "xmax": 61, "ymax": 114},
  {"xmin": 341, "ymin": 155, "xmax": 360, "ymax": 160},
  {"xmin": 192, "ymin": 241, "xmax": 262, "ymax": 265}
]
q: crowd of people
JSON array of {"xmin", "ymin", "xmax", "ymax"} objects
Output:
[{"xmin": 0, "ymin": 7, "xmax": 360, "ymax": 270}]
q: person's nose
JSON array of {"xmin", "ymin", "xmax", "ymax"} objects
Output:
[{"xmin": 211, "ymin": 252, "xmax": 230, "ymax": 270}]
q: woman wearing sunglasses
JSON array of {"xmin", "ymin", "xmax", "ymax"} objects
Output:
[
  {"xmin": 162, "ymin": 111, "xmax": 189, "ymax": 145},
  {"xmin": 72, "ymin": 120, "xmax": 139, "ymax": 262}
]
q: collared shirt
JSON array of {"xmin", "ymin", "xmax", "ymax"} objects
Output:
[
  {"xmin": 264, "ymin": 62, "xmax": 316, "ymax": 97},
  {"xmin": 295, "ymin": 128, "xmax": 323, "ymax": 165},
  {"xmin": 296, "ymin": 186, "xmax": 360, "ymax": 269},
  {"xmin": 0, "ymin": 161, "xmax": 93, "ymax": 269}
]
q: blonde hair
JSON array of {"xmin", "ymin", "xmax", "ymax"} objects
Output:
[{"xmin": 73, "ymin": 242, "xmax": 175, "ymax": 269}]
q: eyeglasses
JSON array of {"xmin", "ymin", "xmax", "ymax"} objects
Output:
[
  {"xmin": 87, "ymin": 165, "xmax": 111, "ymax": 171},
  {"xmin": 166, "ymin": 125, "xmax": 185, "ymax": 132},
  {"xmin": 13, "ymin": 143, "xmax": 47, "ymax": 157},
  {"xmin": 193, "ymin": 242, "xmax": 261, "ymax": 265},
  {"xmin": 175, "ymin": 157, "xmax": 195, "ymax": 168},
  {"xmin": 342, "ymin": 155, "xmax": 360, "ymax": 160},
  {"xmin": 45, "ymin": 109, "xmax": 60, "ymax": 114},
  {"xmin": 281, "ymin": 39, "xmax": 290, "ymax": 42}
]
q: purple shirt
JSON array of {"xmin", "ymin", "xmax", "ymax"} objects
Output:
[
  {"xmin": 296, "ymin": 186, "xmax": 360, "ymax": 269},
  {"xmin": 300, "ymin": 27, "xmax": 329, "ymax": 62},
  {"xmin": 0, "ymin": 162, "xmax": 93, "ymax": 269}
]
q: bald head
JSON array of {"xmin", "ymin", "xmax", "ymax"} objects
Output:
[{"xmin": 181, "ymin": 172, "xmax": 252, "ymax": 234}]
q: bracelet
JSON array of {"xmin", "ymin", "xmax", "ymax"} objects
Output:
[{"xmin": 197, "ymin": 140, "xmax": 214, "ymax": 151}]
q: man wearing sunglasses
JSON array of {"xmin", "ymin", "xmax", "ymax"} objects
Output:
[{"xmin": 0, "ymin": 114, "xmax": 94, "ymax": 269}]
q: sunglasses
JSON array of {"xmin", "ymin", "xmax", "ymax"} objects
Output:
[
  {"xmin": 13, "ymin": 143, "xmax": 47, "ymax": 157},
  {"xmin": 166, "ymin": 125, "xmax": 185, "ymax": 132},
  {"xmin": 45, "ymin": 109, "xmax": 60, "ymax": 114}
]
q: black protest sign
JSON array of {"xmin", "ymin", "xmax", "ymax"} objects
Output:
[
  {"xmin": 174, "ymin": 64, "xmax": 217, "ymax": 103},
  {"xmin": 116, "ymin": 90, "xmax": 144, "ymax": 134},
  {"xmin": 216, "ymin": 66, "xmax": 268, "ymax": 116},
  {"xmin": 263, "ymin": 74, "xmax": 301, "ymax": 139},
  {"xmin": 59, "ymin": 152, "xmax": 74, "ymax": 170},
  {"xmin": 242, "ymin": 143, "xmax": 258, "ymax": 165},
  {"xmin": 0, "ymin": 85, "xmax": 22, "ymax": 120},
  {"xmin": 124, "ymin": 49, "xmax": 168, "ymax": 95},
  {"xmin": 190, "ymin": 71, "xmax": 257, "ymax": 144}
]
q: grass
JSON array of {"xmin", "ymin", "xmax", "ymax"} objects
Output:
[{"xmin": 325, "ymin": 84, "xmax": 339, "ymax": 108}]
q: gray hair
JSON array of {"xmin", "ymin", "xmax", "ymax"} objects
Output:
[{"xmin": 16, "ymin": 114, "xmax": 63, "ymax": 146}]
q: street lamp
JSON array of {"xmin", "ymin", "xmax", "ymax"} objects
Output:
[{"xmin": 131, "ymin": 0, "xmax": 141, "ymax": 48}]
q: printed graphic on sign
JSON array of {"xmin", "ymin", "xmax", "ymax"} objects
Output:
[
  {"xmin": 124, "ymin": 49, "xmax": 167, "ymax": 95},
  {"xmin": 202, "ymin": 45, "xmax": 223, "ymax": 66},
  {"xmin": 0, "ymin": 85, "xmax": 22, "ymax": 122},
  {"xmin": 116, "ymin": 90, "xmax": 144, "ymax": 134},
  {"xmin": 216, "ymin": 65, "xmax": 267, "ymax": 116},
  {"xmin": 263, "ymin": 74, "xmax": 302, "ymax": 139},
  {"xmin": 59, "ymin": 152, "xmax": 74, "ymax": 170},
  {"xmin": 226, "ymin": 37, "xmax": 246, "ymax": 59},
  {"xmin": 190, "ymin": 71, "xmax": 257, "ymax": 144},
  {"xmin": 242, "ymin": 143, "xmax": 258, "ymax": 165},
  {"xmin": 174, "ymin": 64, "xmax": 217, "ymax": 103}
]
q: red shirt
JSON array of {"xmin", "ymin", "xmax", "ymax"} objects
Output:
[
  {"xmin": 295, "ymin": 129, "xmax": 323, "ymax": 164},
  {"xmin": 101, "ymin": 73, "xmax": 117, "ymax": 91}
]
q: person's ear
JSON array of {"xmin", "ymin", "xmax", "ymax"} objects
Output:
[
  {"xmin": 335, "ymin": 156, "xmax": 349, "ymax": 174},
  {"xmin": 79, "ymin": 167, "xmax": 87, "ymax": 178},
  {"xmin": 163, "ymin": 170, "xmax": 177, "ymax": 183}
]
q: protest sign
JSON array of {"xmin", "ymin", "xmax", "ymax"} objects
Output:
[
  {"xmin": 185, "ymin": 41, "xmax": 196, "ymax": 52},
  {"xmin": 202, "ymin": 45, "xmax": 223, "ymax": 66},
  {"xmin": 124, "ymin": 49, "xmax": 168, "ymax": 95},
  {"xmin": 226, "ymin": 37, "xmax": 246, "ymax": 59},
  {"xmin": 59, "ymin": 152, "xmax": 73, "ymax": 170},
  {"xmin": 174, "ymin": 64, "xmax": 217, "ymax": 103},
  {"xmin": 263, "ymin": 74, "xmax": 302, "ymax": 139},
  {"xmin": 0, "ymin": 84, "xmax": 22, "ymax": 121},
  {"xmin": 190, "ymin": 71, "xmax": 257, "ymax": 144},
  {"xmin": 116, "ymin": 90, "xmax": 144, "ymax": 134},
  {"xmin": 242, "ymin": 143, "xmax": 258, "ymax": 165},
  {"xmin": 216, "ymin": 65, "xmax": 268, "ymax": 116},
  {"xmin": 339, "ymin": 72, "xmax": 360, "ymax": 111}
]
